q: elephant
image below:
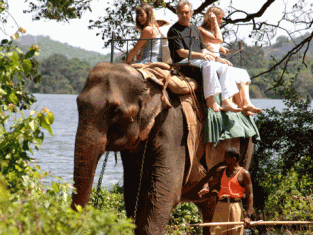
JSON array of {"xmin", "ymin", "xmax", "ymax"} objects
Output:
[{"xmin": 71, "ymin": 62, "xmax": 254, "ymax": 234}]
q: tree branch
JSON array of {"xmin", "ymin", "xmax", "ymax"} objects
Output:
[
  {"xmin": 251, "ymin": 30, "xmax": 313, "ymax": 80},
  {"xmin": 224, "ymin": 0, "xmax": 276, "ymax": 25},
  {"xmin": 164, "ymin": 2, "xmax": 176, "ymax": 14},
  {"xmin": 193, "ymin": 0, "xmax": 218, "ymax": 15},
  {"xmin": 164, "ymin": 0, "xmax": 220, "ymax": 16}
]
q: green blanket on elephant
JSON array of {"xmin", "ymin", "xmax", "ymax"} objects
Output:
[{"xmin": 204, "ymin": 94, "xmax": 261, "ymax": 146}]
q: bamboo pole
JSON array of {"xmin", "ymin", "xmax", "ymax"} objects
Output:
[{"xmin": 190, "ymin": 221, "xmax": 313, "ymax": 227}]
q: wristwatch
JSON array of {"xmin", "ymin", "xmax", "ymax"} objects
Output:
[{"xmin": 246, "ymin": 214, "xmax": 252, "ymax": 219}]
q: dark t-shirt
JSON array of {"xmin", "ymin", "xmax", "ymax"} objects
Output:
[{"xmin": 167, "ymin": 22, "xmax": 204, "ymax": 63}]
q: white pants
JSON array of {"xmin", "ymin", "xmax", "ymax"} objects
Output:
[
  {"xmin": 227, "ymin": 66, "xmax": 251, "ymax": 85},
  {"xmin": 180, "ymin": 59, "xmax": 239, "ymax": 100}
]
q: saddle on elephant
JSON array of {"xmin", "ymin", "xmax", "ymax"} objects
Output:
[
  {"xmin": 131, "ymin": 62, "xmax": 205, "ymax": 184},
  {"xmin": 131, "ymin": 62, "xmax": 261, "ymax": 145},
  {"xmin": 130, "ymin": 62, "xmax": 261, "ymax": 190}
]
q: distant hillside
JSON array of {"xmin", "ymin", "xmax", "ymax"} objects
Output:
[
  {"xmin": 14, "ymin": 34, "xmax": 110, "ymax": 66},
  {"xmin": 12, "ymin": 33, "xmax": 312, "ymax": 98},
  {"xmin": 14, "ymin": 33, "xmax": 312, "ymax": 65},
  {"xmin": 263, "ymin": 33, "xmax": 313, "ymax": 59}
]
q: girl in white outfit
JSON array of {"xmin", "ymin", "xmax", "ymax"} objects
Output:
[{"xmin": 199, "ymin": 6, "xmax": 261, "ymax": 116}]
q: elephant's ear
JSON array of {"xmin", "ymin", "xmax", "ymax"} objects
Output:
[{"xmin": 137, "ymin": 81, "xmax": 170, "ymax": 141}]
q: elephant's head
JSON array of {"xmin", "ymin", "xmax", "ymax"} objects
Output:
[{"xmin": 71, "ymin": 62, "xmax": 167, "ymax": 208}]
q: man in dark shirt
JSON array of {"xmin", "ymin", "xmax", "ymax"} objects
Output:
[
  {"xmin": 168, "ymin": 22, "xmax": 204, "ymax": 63},
  {"xmin": 167, "ymin": 0, "xmax": 241, "ymax": 113}
]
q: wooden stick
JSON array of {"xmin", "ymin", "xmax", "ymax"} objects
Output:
[{"xmin": 190, "ymin": 221, "xmax": 313, "ymax": 227}]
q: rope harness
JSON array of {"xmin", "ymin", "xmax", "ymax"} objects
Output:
[
  {"xmin": 134, "ymin": 139, "xmax": 149, "ymax": 223},
  {"xmin": 94, "ymin": 139, "xmax": 149, "ymax": 222},
  {"xmin": 94, "ymin": 151, "xmax": 109, "ymax": 208}
]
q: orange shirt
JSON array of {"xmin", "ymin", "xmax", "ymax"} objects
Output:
[{"xmin": 218, "ymin": 167, "xmax": 245, "ymax": 198}]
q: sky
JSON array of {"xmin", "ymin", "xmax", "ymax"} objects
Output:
[{"xmin": 2, "ymin": 0, "xmax": 299, "ymax": 56}]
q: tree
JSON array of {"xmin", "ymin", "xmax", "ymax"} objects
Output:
[
  {"xmin": 251, "ymin": 82, "xmax": 313, "ymax": 217},
  {"xmin": 0, "ymin": 0, "xmax": 54, "ymax": 189},
  {"xmin": 24, "ymin": 54, "xmax": 92, "ymax": 94},
  {"xmin": 224, "ymin": 41, "xmax": 267, "ymax": 70},
  {"xmin": 1, "ymin": 3, "xmax": 137, "ymax": 233},
  {"xmin": 21, "ymin": 0, "xmax": 313, "ymax": 85},
  {"xmin": 273, "ymin": 35, "xmax": 289, "ymax": 48}
]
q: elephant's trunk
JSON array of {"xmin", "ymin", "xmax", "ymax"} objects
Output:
[{"xmin": 71, "ymin": 123, "xmax": 107, "ymax": 209}]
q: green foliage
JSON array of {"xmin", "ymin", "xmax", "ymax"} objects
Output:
[
  {"xmin": 263, "ymin": 168, "xmax": 313, "ymax": 221},
  {"xmin": 15, "ymin": 35, "xmax": 108, "ymax": 66},
  {"xmin": 0, "ymin": 32, "xmax": 54, "ymax": 190},
  {"xmin": 225, "ymin": 41, "xmax": 267, "ymax": 71},
  {"xmin": 89, "ymin": 184, "xmax": 128, "ymax": 219},
  {"xmin": 0, "ymin": 170, "xmax": 135, "ymax": 234},
  {"xmin": 25, "ymin": 53, "xmax": 92, "ymax": 94},
  {"xmin": 0, "ymin": 8, "xmax": 135, "ymax": 234},
  {"xmin": 272, "ymin": 35, "xmax": 289, "ymax": 48},
  {"xmin": 255, "ymin": 168, "xmax": 313, "ymax": 234},
  {"xmin": 253, "ymin": 84, "xmax": 313, "ymax": 178},
  {"xmin": 166, "ymin": 202, "xmax": 202, "ymax": 235},
  {"xmin": 251, "ymin": 76, "xmax": 313, "ymax": 233},
  {"xmin": 24, "ymin": 0, "xmax": 92, "ymax": 22}
]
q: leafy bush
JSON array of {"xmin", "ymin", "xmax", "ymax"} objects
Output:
[
  {"xmin": 166, "ymin": 202, "xmax": 202, "ymax": 235},
  {"xmin": 251, "ymin": 77, "xmax": 313, "ymax": 234},
  {"xmin": 263, "ymin": 168, "xmax": 313, "ymax": 222},
  {"xmin": 89, "ymin": 184, "xmax": 128, "ymax": 219},
  {"xmin": 0, "ymin": 11, "xmax": 135, "ymax": 234},
  {"xmin": 0, "ymin": 25, "xmax": 54, "ymax": 192},
  {"xmin": 250, "ymin": 168, "xmax": 313, "ymax": 235},
  {"xmin": 0, "ymin": 169, "xmax": 135, "ymax": 234}
]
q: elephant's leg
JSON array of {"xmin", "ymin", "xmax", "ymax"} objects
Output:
[
  {"xmin": 205, "ymin": 138, "xmax": 240, "ymax": 170},
  {"xmin": 122, "ymin": 144, "xmax": 186, "ymax": 234},
  {"xmin": 194, "ymin": 196, "xmax": 218, "ymax": 235},
  {"xmin": 122, "ymin": 109, "xmax": 187, "ymax": 234},
  {"xmin": 205, "ymin": 142, "xmax": 225, "ymax": 170},
  {"xmin": 239, "ymin": 137, "xmax": 254, "ymax": 170},
  {"xmin": 121, "ymin": 148, "xmax": 146, "ymax": 220}
]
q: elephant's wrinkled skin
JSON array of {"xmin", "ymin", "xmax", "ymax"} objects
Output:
[{"xmin": 71, "ymin": 62, "xmax": 254, "ymax": 234}]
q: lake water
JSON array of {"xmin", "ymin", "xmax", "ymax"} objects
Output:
[{"xmin": 26, "ymin": 94, "xmax": 310, "ymax": 188}]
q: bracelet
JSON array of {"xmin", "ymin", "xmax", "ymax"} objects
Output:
[{"xmin": 213, "ymin": 25, "xmax": 218, "ymax": 29}]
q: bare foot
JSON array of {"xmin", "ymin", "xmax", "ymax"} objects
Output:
[
  {"xmin": 221, "ymin": 105, "xmax": 242, "ymax": 112},
  {"xmin": 211, "ymin": 102, "xmax": 223, "ymax": 112},
  {"xmin": 205, "ymin": 96, "xmax": 222, "ymax": 112},
  {"xmin": 243, "ymin": 104, "xmax": 262, "ymax": 114},
  {"xmin": 206, "ymin": 100, "xmax": 222, "ymax": 112},
  {"xmin": 221, "ymin": 99, "xmax": 242, "ymax": 112},
  {"xmin": 242, "ymin": 109, "xmax": 255, "ymax": 116}
]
